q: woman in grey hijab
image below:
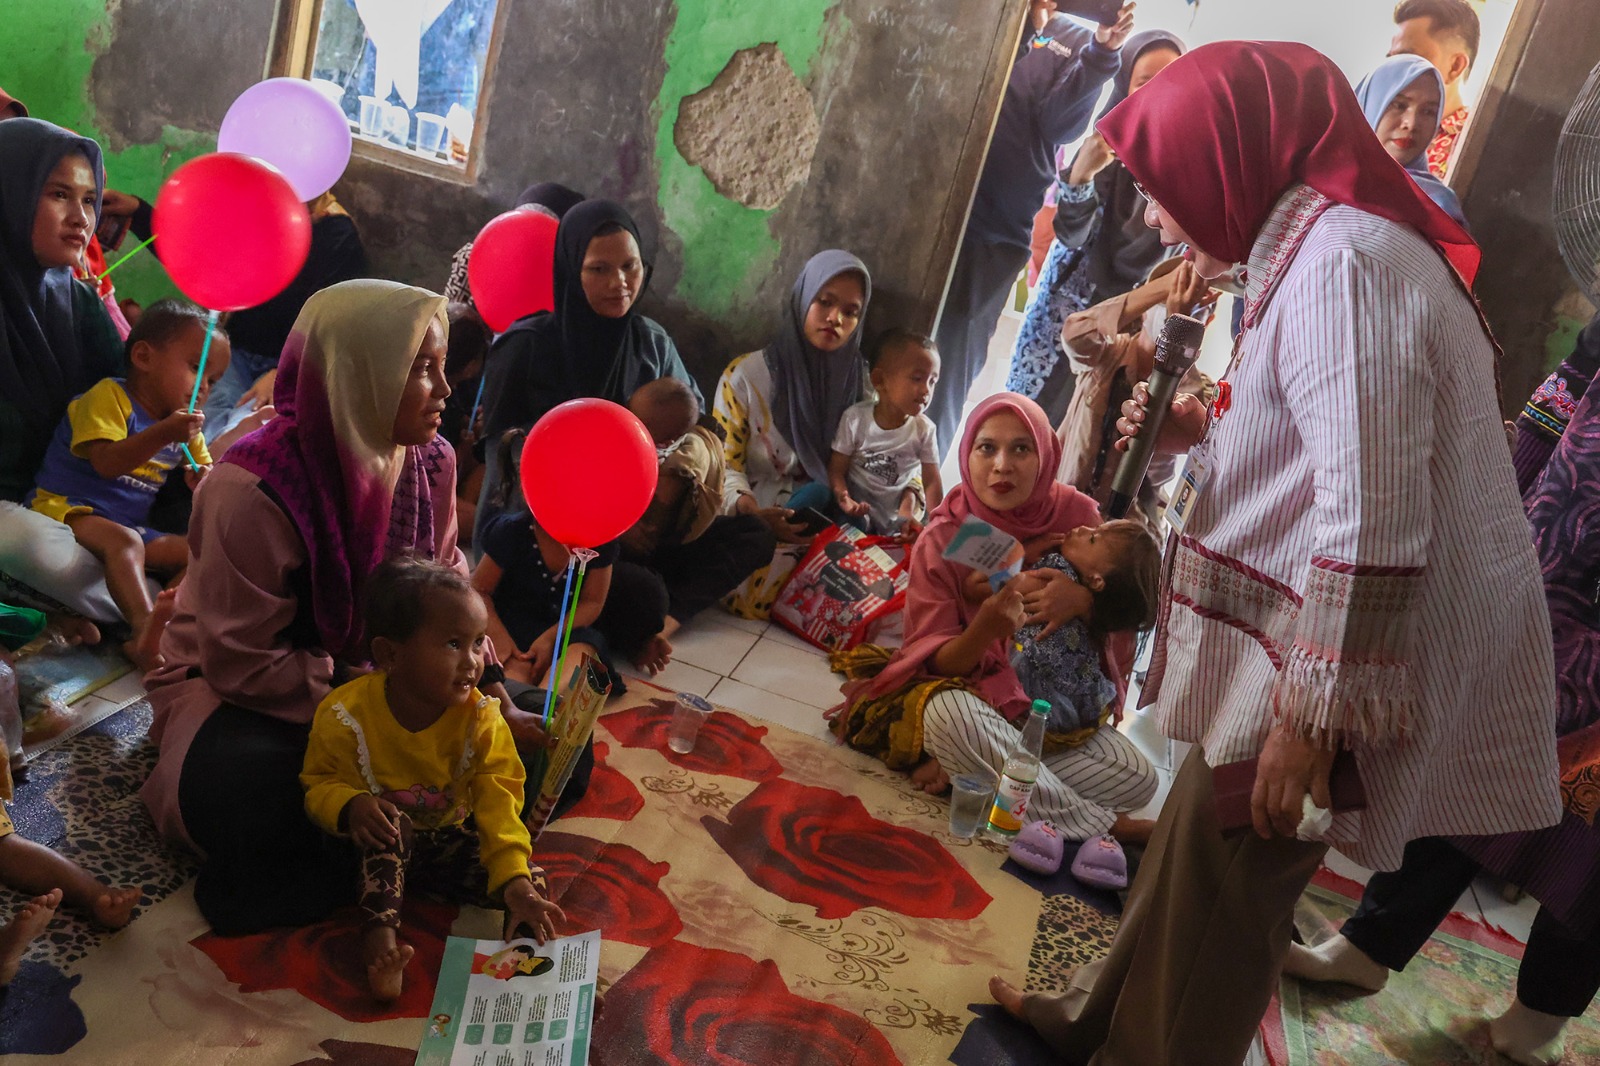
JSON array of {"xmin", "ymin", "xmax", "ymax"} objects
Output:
[{"xmin": 711, "ymin": 249, "xmax": 871, "ymax": 617}]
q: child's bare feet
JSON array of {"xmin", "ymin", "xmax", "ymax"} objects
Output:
[
  {"xmin": 364, "ymin": 925, "xmax": 413, "ymax": 1001},
  {"xmin": 0, "ymin": 888, "xmax": 61, "ymax": 985},
  {"xmin": 634, "ymin": 633, "xmax": 674, "ymax": 676},
  {"xmin": 367, "ymin": 942, "xmax": 414, "ymax": 1001},
  {"xmin": 128, "ymin": 589, "xmax": 177, "ymax": 673},
  {"xmin": 989, "ymin": 975, "xmax": 1026, "ymax": 1021},
  {"xmin": 90, "ymin": 885, "xmax": 140, "ymax": 929}
]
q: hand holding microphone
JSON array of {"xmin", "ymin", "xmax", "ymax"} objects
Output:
[
  {"xmin": 1106, "ymin": 312, "xmax": 1207, "ymax": 519},
  {"xmin": 1113, "ymin": 385, "xmax": 1209, "ymax": 455}
]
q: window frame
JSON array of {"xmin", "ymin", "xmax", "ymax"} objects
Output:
[{"xmin": 267, "ymin": 0, "xmax": 510, "ymax": 184}]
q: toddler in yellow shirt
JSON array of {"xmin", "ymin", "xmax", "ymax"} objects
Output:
[{"xmin": 301, "ymin": 556, "xmax": 565, "ymax": 1002}]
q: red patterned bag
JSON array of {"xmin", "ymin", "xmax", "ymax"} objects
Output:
[{"xmin": 771, "ymin": 525, "xmax": 909, "ymax": 651}]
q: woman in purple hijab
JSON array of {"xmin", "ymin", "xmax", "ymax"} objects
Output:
[{"xmin": 140, "ymin": 280, "xmax": 507, "ymax": 934}]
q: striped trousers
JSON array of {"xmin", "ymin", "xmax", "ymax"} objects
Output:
[{"xmin": 923, "ymin": 689, "xmax": 1158, "ymax": 840}]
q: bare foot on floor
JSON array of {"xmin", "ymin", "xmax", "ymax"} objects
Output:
[
  {"xmin": 367, "ymin": 942, "xmax": 414, "ymax": 1002},
  {"xmin": 91, "ymin": 885, "xmax": 141, "ymax": 929},
  {"xmin": 0, "ymin": 888, "xmax": 61, "ymax": 985},
  {"xmin": 909, "ymin": 757, "xmax": 950, "ymax": 795},
  {"xmin": 128, "ymin": 589, "xmax": 177, "ymax": 673},
  {"xmin": 1110, "ymin": 813, "xmax": 1157, "ymax": 846},
  {"xmin": 634, "ymin": 633, "xmax": 673, "ymax": 677},
  {"xmin": 989, "ymin": 975, "xmax": 1026, "ymax": 1021},
  {"xmin": 45, "ymin": 615, "xmax": 101, "ymax": 647}
]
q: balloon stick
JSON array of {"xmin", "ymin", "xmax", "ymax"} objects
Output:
[
  {"xmin": 188, "ymin": 309, "xmax": 221, "ymax": 413},
  {"xmin": 179, "ymin": 308, "xmax": 221, "ymax": 472},
  {"xmin": 96, "ymin": 233, "xmax": 157, "ymax": 281},
  {"xmin": 540, "ymin": 556, "xmax": 579, "ymax": 727},
  {"xmin": 545, "ymin": 547, "xmax": 599, "ymax": 727}
]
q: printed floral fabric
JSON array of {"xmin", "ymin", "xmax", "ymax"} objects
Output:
[
  {"xmin": 703, "ymin": 777, "xmax": 992, "ymax": 921},
  {"xmin": 601, "ymin": 698, "xmax": 784, "ymax": 782},
  {"xmin": 535, "ymin": 829, "xmax": 682, "ymax": 949},
  {"xmin": 592, "ymin": 940, "xmax": 904, "ymax": 1066}
]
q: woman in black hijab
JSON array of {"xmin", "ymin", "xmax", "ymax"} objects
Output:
[
  {"xmin": 475, "ymin": 199, "xmax": 703, "ymax": 540},
  {"xmin": 0, "ymin": 119, "xmax": 127, "ymax": 618},
  {"xmin": 0, "ymin": 119, "xmax": 122, "ymax": 501},
  {"xmin": 1005, "ymin": 29, "xmax": 1187, "ymax": 423}
]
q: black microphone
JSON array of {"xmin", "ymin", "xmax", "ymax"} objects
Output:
[{"xmin": 1105, "ymin": 312, "xmax": 1206, "ymax": 519}]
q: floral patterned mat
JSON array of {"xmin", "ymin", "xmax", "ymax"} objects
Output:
[
  {"xmin": 1265, "ymin": 870, "xmax": 1600, "ymax": 1065},
  {"xmin": 0, "ymin": 680, "xmax": 1122, "ymax": 1064}
]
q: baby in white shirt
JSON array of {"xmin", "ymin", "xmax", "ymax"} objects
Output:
[{"xmin": 828, "ymin": 329, "xmax": 943, "ymax": 534}]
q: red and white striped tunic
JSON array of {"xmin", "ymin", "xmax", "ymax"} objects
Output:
[{"xmin": 1144, "ymin": 187, "xmax": 1562, "ymax": 871}]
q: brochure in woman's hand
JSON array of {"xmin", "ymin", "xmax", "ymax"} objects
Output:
[{"xmin": 941, "ymin": 516, "xmax": 1025, "ymax": 592}]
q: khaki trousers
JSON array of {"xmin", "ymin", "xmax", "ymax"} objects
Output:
[{"xmin": 1023, "ymin": 747, "xmax": 1328, "ymax": 1066}]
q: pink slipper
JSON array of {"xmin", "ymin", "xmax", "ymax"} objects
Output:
[
  {"xmin": 1070, "ymin": 835, "xmax": 1128, "ymax": 891},
  {"xmin": 1008, "ymin": 820, "xmax": 1065, "ymax": 875}
]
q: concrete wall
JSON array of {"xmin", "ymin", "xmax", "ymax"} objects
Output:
[
  {"xmin": 2, "ymin": 0, "xmax": 1022, "ymax": 394},
  {"xmin": 1457, "ymin": 0, "xmax": 1600, "ymax": 414}
]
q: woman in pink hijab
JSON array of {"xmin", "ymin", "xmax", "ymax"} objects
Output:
[{"xmin": 832, "ymin": 393, "xmax": 1157, "ymax": 843}]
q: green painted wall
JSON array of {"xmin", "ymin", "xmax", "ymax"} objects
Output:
[
  {"xmin": 1, "ymin": 0, "xmax": 210, "ymax": 306},
  {"xmin": 653, "ymin": 0, "xmax": 843, "ymax": 320}
]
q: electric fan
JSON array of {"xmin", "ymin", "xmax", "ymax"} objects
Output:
[{"xmin": 1554, "ymin": 58, "xmax": 1600, "ymax": 305}]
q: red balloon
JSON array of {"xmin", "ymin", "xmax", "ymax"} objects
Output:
[
  {"xmin": 153, "ymin": 153, "xmax": 310, "ymax": 311},
  {"xmin": 468, "ymin": 210, "xmax": 558, "ymax": 332},
  {"xmin": 521, "ymin": 399, "xmax": 658, "ymax": 548}
]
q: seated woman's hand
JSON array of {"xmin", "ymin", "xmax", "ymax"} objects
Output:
[
  {"xmin": 973, "ymin": 574, "xmax": 1027, "ymax": 642},
  {"xmin": 757, "ymin": 505, "xmax": 811, "ymax": 544},
  {"xmin": 500, "ymin": 702, "xmax": 558, "ymax": 753},
  {"xmin": 1020, "ymin": 568, "xmax": 1093, "ymax": 639},
  {"xmin": 1114, "ymin": 381, "xmax": 1209, "ymax": 455},
  {"xmin": 516, "ymin": 630, "xmax": 559, "ymax": 685}
]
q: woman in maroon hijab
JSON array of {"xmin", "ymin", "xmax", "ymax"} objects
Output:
[{"xmin": 987, "ymin": 41, "xmax": 1559, "ymax": 1065}]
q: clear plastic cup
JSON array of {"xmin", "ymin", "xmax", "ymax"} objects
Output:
[
  {"xmin": 382, "ymin": 103, "xmax": 410, "ymax": 146},
  {"xmin": 358, "ymin": 95, "xmax": 384, "ymax": 138},
  {"xmin": 667, "ymin": 693, "xmax": 713, "ymax": 754},
  {"xmin": 415, "ymin": 112, "xmax": 447, "ymax": 156},
  {"xmin": 949, "ymin": 772, "xmax": 996, "ymax": 839}
]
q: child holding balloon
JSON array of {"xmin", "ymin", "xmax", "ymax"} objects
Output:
[
  {"xmin": 26, "ymin": 301, "xmax": 230, "ymax": 668},
  {"xmin": 472, "ymin": 430, "xmax": 620, "ymax": 693}
]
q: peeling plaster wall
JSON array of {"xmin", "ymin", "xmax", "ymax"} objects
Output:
[{"xmin": 2, "ymin": 0, "xmax": 1019, "ymax": 394}]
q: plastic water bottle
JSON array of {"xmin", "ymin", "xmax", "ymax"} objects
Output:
[{"xmin": 986, "ymin": 699, "xmax": 1050, "ymax": 841}]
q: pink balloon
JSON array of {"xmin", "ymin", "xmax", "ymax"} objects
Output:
[{"xmin": 218, "ymin": 78, "xmax": 352, "ymax": 201}]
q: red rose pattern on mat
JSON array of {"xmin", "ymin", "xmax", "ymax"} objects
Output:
[
  {"xmin": 559, "ymin": 741, "xmax": 645, "ymax": 821},
  {"xmin": 535, "ymin": 830, "xmax": 683, "ymax": 948},
  {"xmin": 191, "ymin": 896, "xmax": 458, "ymax": 1022},
  {"xmin": 591, "ymin": 939, "xmax": 905, "ymax": 1066},
  {"xmin": 600, "ymin": 699, "xmax": 785, "ymax": 781},
  {"xmin": 702, "ymin": 778, "xmax": 993, "ymax": 921}
]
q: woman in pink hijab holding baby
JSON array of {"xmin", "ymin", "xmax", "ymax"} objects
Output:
[{"xmin": 832, "ymin": 393, "xmax": 1159, "ymax": 845}]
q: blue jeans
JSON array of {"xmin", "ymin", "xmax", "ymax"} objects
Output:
[{"xmin": 202, "ymin": 346, "xmax": 278, "ymax": 445}]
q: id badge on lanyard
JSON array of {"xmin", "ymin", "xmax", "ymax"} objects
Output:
[{"xmin": 1166, "ymin": 451, "xmax": 1211, "ymax": 538}]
